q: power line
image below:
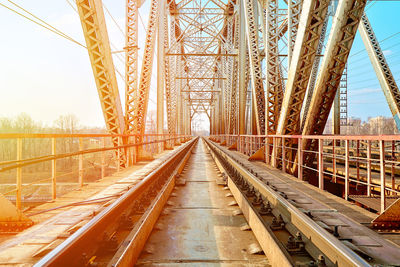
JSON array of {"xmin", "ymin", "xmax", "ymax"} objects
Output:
[
  {"xmin": 103, "ymin": 4, "xmax": 125, "ymax": 37},
  {"xmin": 350, "ymin": 30, "xmax": 400, "ymax": 59},
  {"xmin": 1, "ymin": 1, "xmax": 86, "ymax": 49},
  {"xmin": 65, "ymin": 0, "xmax": 77, "ymax": 12}
]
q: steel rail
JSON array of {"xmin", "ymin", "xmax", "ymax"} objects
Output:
[
  {"xmin": 34, "ymin": 137, "xmax": 197, "ymax": 267},
  {"xmin": 204, "ymin": 137, "xmax": 370, "ymax": 267},
  {"xmin": 108, "ymin": 137, "xmax": 196, "ymax": 266}
]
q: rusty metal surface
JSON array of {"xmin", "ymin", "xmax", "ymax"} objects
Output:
[
  {"xmin": 372, "ymin": 197, "xmax": 400, "ymax": 229},
  {"xmin": 0, "ymin": 194, "xmax": 33, "ymax": 233},
  {"xmin": 34, "ymin": 139, "xmax": 197, "ymax": 266},
  {"xmin": 136, "ymin": 140, "xmax": 269, "ymax": 266},
  {"xmin": 350, "ymin": 195, "xmax": 399, "ymax": 212},
  {"xmin": 0, "ymin": 144, "xmax": 189, "ymax": 266}
]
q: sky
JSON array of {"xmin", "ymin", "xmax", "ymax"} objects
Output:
[
  {"xmin": 0, "ymin": 0, "xmax": 399, "ymax": 131},
  {"xmin": 0, "ymin": 0, "xmax": 153, "ymax": 128},
  {"xmin": 347, "ymin": 0, "xmax": 400, "ymax": 120}
]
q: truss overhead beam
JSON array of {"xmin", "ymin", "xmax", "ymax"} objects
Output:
[
  {"xmin": 277, "ymin": 0, "xmax": 330, "ymax": 136},
  {"xmin": 75, "ymin": 0, "xmax": 125, "ymax": 165},
  {"xmin": 302, "ymin": 0, "xmax": 367, "ymax": 158},
  {"xmin": 242, "ymin": 0, "xmax": 265, "ymax": 135},
  {"xmin": 135, "ymin": 0, "xmax": 161, "ymax": 135},
  {"xmin": 166, "ymin": 53, "xmax": 237, "ymax": 56},
  {"xmin": 359, "ymin": 13, "xmax": 400, "ymax": 131},
  {"xmin": 182, "ymin": 90, "xmax": 221, "ymax": 92},
  {"xmin": 176, "ymin": 77, "xmax": 226, "ymax": 79}
]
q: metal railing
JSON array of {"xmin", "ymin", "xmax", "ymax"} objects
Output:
[
  {"xmin": 210, "ymin": 134, "xmax": 400, "ymax": 213},
  {"xmin": 0, "ymin": 133, "xmax": 191, "ymax": 210}
]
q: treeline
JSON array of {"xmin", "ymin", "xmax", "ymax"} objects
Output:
[
  {"xmin": 325, "ymin": 116, "xmax": 399, "ymax": 135},
  {"xmin": 0, "ymin": 113, "xmax": 106, "ymax": 172}
]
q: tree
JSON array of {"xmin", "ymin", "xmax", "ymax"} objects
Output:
[
  {"xmin": 54, "ymin": 114, "xmax": 80, "ymax": 134},
  {"xmin": 54, "ymin": 114, "xmax": 80, "ymax": 168}
]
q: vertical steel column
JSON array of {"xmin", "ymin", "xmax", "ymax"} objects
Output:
[
  {"xmin": 16, "ymin": 138, "xmax": 22, "ymax": 210},
  {"xmin": 125, "ymin": 0, "xmax": 139, "ymax": 133},
  {"xmin": 298, "ymin": 138, "xmax": 303, "ymax": 180},
  {"xmin": 242, "ymin": 0, "xmax": 265, "ymax": 135},
  {"xmin": 318, "ymin": 139, "xmax": 324, "ymax": 190},
  {"xmin": 367, "ymin": 140, "xmax": 372, "ymax": 196},
  {"xmin": 345, "ymin": 139, "xmax": 350, "ymax": 200},
  {"xmin": 79, "ymin": 137, "xmax": 84, "ymax": 187},
  {"xmin": 333, "ymin": 89, "xmax": 340, "ymax": 134},
  {"xmin": 380, "ymin": 140, "xmax": 386, "ymax": 212},
  {"xmin": 157, "ymin": 0, "xmax": 166, "ymax": 151},
  {"xmin": 177, "ymin": 62, "xmax": 182, "ymax": 135},
  {"xmin": 164, "ymin": 15, "xmax": 174, "ymax": 135},
  {"xmin": 332, "ymin": 140, "xmax": 336, "ymax": 183},
  {"xmin": 51, "ymin": 138, "xmax": 57, "ymax": 199},
  {"xmin": 101, "ymin": 137, "xmax": 106, "ymax": 179},
  {"xmin": 282, "ymin": 137, "xmax": 286, "ymax": 173}
]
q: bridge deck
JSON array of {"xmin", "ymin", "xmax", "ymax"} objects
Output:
[
  {"xmin": 210, "ymin": 141, "xmax": 400, "ymax": 264},
  {"xmin": 2, "ymin": 138, "xmax": 400, "ymax": 265},
  {"xmin": 0, "ymin": 147, "xmax": 179, "ymax": 265},
  {"xmin": 136, "ymin": 139, "xmax": 269, "ymax": 266}
]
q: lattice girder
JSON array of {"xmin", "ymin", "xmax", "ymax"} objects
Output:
[
  {"xmin": 359, "ymin": 13, "xmax": 400, "ymax": 131},
  {"xmin": 276, "ymin": 0, "xmax": 330, "ymax": 136},
  {"xmin": 302, "ymin": 0, "xmax": 367, "ymax": 163},
  {"xmin": 242, "ymin": 0, "xmax": 266, "ymax": 135}
]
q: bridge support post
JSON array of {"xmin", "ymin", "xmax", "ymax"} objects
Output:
[
  {"xmin": 16, "ymin": 138, "xmax": 22, "ymax": 210},
  {"xmin": 101, "ymin": 137, "xmax": 106, "ymax": 179},
  {"xmin": 318, "ymin": 139, "xmax": 324, "ymax": 190},
  {"xmin": 367, "ymin": 140, "xmax": 372, "ymax": 196},
  {"xmin": 282, "ymin": 137, "xmax": 286, "ymax": 173},
  {"xmin": 265, "ymin": 136, "xmax": 270, "ymax": 165},
  {"xmin": 51, "ymin": 137, "xmax": 57, "ymax": 200},
  {"xmin": 79, "ymin": 137, "xmax": 84, "ymax": 187},
  {"xmin": 272, "ymin": 137, "xmax": 278, "ymax": 168},
  {"xmin": 117, "ymin": 136, "xmax": 122, "ymax": 172},
  {"xmin": 380, "ymin": 140, "xmax": 386, "ymax": 213},
  {"xmin": 298, "ymin": 138, "xmax": 303, "ymax": 180},
  {"xmin": 345, "ymin": 140, "xmax": 349, "ymax": 200}
]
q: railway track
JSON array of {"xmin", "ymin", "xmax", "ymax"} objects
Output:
[
  {"xmin": 34, "ymin": 137, "xmax": 198, "ymax": 267},
  {"xmin": 204, "ymin": 137, "xmax": 400, "ymax": 266},
  {"xmin": 31, "ymin": 136, "xmax": 400, "ymax": 266}
]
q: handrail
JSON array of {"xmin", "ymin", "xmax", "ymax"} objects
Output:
[
  {"xmin": 210, "ymin": 134, "xmax": 400, "ymax": 214},
  {"xmin": 0, "ymin": 133, "xmax": 184, "ymax": 139},
  {"xmin": 0, "ymin": 133, "xmax": 192, "ymax": 210}
]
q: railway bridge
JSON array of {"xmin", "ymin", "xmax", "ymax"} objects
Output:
[{"xmin": 1, "ymin": 0, "xmax": 400, "ymax": 266}]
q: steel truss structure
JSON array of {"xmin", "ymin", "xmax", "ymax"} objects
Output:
[{"xmin": 74, "ymin": 0, "xmax": 398, "ymax": 170}]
